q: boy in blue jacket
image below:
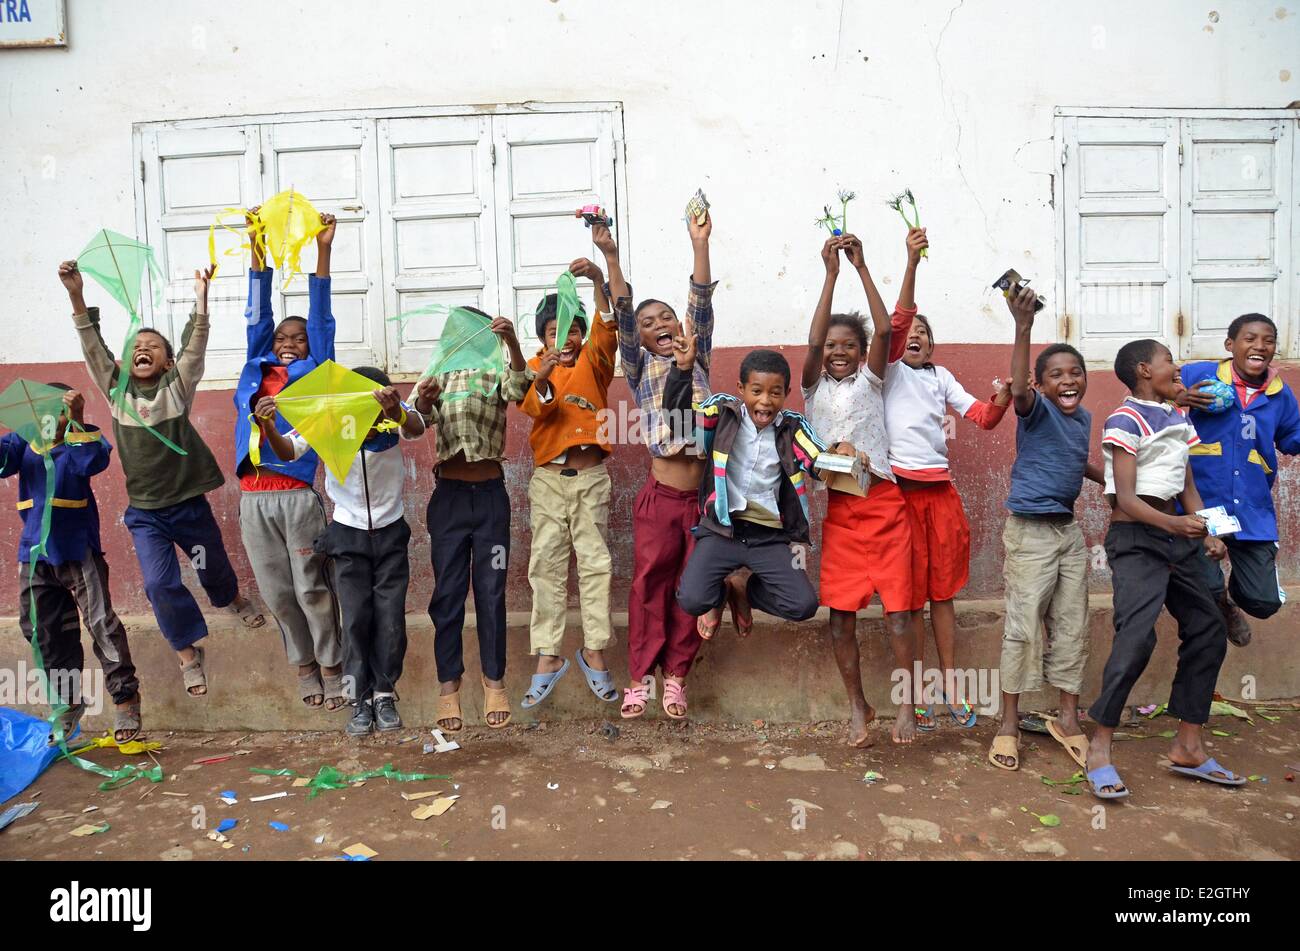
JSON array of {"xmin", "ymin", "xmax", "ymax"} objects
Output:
[
  {"xmin": 233, "ymin": 209, "xmax": 344, "ymax": 709},
  {"xmin": 1, "ymin": 386, "xmax": 141, "ymax": 743},
  {"xmin": 1178, "ymin": 313, "xmax": 1300, "ymax": 646}
]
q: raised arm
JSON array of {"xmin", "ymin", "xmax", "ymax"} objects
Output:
[
  {"xmin": 246, "ymin": 208, "xmax": 276, "ymax": 358},
  {"xmin": 1007, "ymin": 285, "xmax": 1037, "ymax": 417},
  {"xmin": 570, "ymin": 256, "xmax": 610, "ymax": 323},
  {"xmin": 307, "ymin": 213, "xmax": 338, "ymax": 362},
  {"xmin": 61, "ymin": 260, "xmax": 118, "ymax": 399},
  {"xmin": 173, "ymin": 266, "xmax": 216, "ymax": 402},
  {"xmin": 840, "ymin": 234, "xmax": 891, "ymax": 380},
  {"xmin": 592, "ymin": 222, "xmax": 628, "ymax": 304},
  {"xmin": 896, "ymin": 227, "xmax": 927, "ymax": 312},
  {"xmin": 802, "ymin": 236, "xmax": 841, "ymax": 391}
]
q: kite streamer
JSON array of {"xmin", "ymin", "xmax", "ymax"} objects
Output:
[{"xmin": 209, "ymin": 189, "xmax": 325, "ymax": 290}]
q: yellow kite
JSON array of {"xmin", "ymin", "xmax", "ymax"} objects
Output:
[
  {"xmin": 272, "ymin": 360, "xmax": 396, "ymax": 483},
  {"xmin": 209, "ymin": 188, "xmax": 325, "ymax": 289}
]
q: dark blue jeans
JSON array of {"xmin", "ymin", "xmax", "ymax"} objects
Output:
[{"xmin": 123, "ymin": 495, "xmax": 239, "ymax": 650}]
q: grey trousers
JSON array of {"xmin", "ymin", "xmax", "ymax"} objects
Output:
[{"xmin": 239, "ymin": 488, "xmax": 342, "ymax": 668}]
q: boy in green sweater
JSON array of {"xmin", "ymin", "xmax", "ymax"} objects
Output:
[{"xmin": 59, "ymin": 260, "xmax": 264, "ymax": 699}]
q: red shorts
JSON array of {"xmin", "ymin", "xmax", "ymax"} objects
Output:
[
  {"xmin": 819, "ymin": 480, "xmax": 914, "ymax": 614},
  {"xmin": 901, "ymin": 479, "xmax": 970, "ymax": 608}
]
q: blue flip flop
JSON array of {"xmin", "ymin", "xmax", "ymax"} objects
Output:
[
  {"xmin": 575, "ymin": 649, "xmax": 619, "ymax": 702},
  {"xmin": 946, "ymin": 699, "xmax": 977, "ymax": 729},
  {"xmin": 1169, "ymin": 757, "xmax": 1247, "ymax": 786},
  {"xmin": 520, "ymin": 658, "xmax": 571, "ymax": 710},
  {"xmin": 1087, "ymin": 764, "xmax": 1130, "ymax": 800}
]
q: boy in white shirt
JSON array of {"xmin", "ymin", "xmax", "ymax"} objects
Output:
[
  {"xmin": 255, "ymin": 367, "xmax": 425, "ymax": 736},
  {"xmin": 1084, "ymin": 339, "xmax": 1242, "ymax": 799}
]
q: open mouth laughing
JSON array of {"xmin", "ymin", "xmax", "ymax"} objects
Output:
[{"xmin": 1055, "ymin": 387, "xmax": 1081, "ymax": 410}]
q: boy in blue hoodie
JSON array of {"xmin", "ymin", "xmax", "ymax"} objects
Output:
[
  {"xmin": 1, "ymin": 386, "xmax": 141, "ymax": 743},
  {"xmin": 234, "ymin": 210, "xmax": 344, "ymax": 709},
  {"xmin": 1178, "ymin": 313, "xmax": 1300, "ymax": 646}
]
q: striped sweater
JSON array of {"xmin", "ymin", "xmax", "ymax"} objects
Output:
[
  {"xmin": 73, "ymin": 306, "xmax": 225, "ymax": 510},
  {"xmin": 663, "ymin": 365, "xmax": 827, "ymax": 543}
]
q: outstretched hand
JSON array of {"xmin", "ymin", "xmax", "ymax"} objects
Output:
[
  {"xmin": 906, "ymin": 227, "xmax": 928, "ymax": 265},
  {"xmin": 839, "ymin": 233, "xmax": 866, "ymax": 270},
  {"xmin": 58, "ymin": 260, "xmax": 84, "ymax": 295},
  {"xmin": 821, "ymin": 236, "xmax": 842, "ymax": 276}
]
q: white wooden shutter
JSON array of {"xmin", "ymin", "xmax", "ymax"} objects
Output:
[
  {"xmin": 490, "ymin": 112, "xmax": 619, "ymax": 351},
  {"xmin": 138, "ymin": 125, "xmax": 261, "ymax": 380},
  {"xmin": 376, "ymin": 116, "xmax": 497, "ymax": 374},
  {"xmin": 1063, "ymin": 117, "xmax": 1180, "ymax": 362},
  {"xmin": 1179, "ymin": 118, "xmax": 1293, "ymax": 358},
  {"xmin": 261, "ymin": 120, "xmax": 384, "ymax": 371}
]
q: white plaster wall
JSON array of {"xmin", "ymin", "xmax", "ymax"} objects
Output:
[{"xmin": 1, "ymin": 0, "xmax": 1296, "ymax": 363}]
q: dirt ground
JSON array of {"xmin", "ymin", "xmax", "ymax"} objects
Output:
[{"xmin": 3, "ymin": 706, "xmax": 1298, "ymax": 861}]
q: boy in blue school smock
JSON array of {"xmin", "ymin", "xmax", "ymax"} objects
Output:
[
  {"xmin": 1, "ymin": 386, "xmax": 141, "ymax": 743},
  {"xmin": 1177, "ymin": 313, "xmax": 1300, "ymax": 646},
  {"xmin": 233, "ymin": 210, "xmax": 345, "ymax": 710}
]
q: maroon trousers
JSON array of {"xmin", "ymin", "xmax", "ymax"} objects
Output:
[{"xmin": 628, "ymin": 475, "xmax": 702, "ymax": 680}]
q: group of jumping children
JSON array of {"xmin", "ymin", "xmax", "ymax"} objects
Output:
[{"xmin": 7, "ymin": 203, "xmax": 1297, "ymax": 801}]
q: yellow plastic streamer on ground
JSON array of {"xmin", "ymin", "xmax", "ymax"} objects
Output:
[
  {"xmin": 271, "ymin": 360, "xmax": 398, "ymax": 483},
  {"xmin": 209, "ymin": 188, "xmax": 324, "ymax": 289}
]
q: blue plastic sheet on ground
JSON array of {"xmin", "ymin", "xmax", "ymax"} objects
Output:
[{"xmin": 0, "ymin": 707, "xmax": 79, "ymax": 806}]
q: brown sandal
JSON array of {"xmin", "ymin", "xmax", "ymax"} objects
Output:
[
  {"xmin": 482, "ymin": 678, "xmax": 512, "ymax": 729},
  {"xmin": 299, "ymin": 669, "xmax": 325, "ymax": 708},
  {"xmin": 435, "ymin": 690, "xmax": 462, "ymax": 733},
  {"xmin": 988, "ymin": 734, "xmax": 1020, "ymax": 771}
]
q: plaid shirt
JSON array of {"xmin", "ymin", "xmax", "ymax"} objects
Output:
[
  {"xmin": 615, "ymin": 278, "xmax": 717, "ymax": 458},
  {"xmin": 420, "ymin": 366, "xmax": 531, "ymax": 464}
]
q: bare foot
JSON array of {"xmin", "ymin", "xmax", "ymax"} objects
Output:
[
  {"xmin": 581, "ymin": 647, "xmax": 607, "ymax": 671},
  {"xmin": 846, "ymin": 703, "xmax": 876, "ymax": 747},
  {"xmin": 891, "ymin": 703, "xmax": 916, "ymax": 744}
]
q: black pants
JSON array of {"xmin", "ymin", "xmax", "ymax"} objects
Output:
[
  {"xmin": 18, "ymin": 553, "xmax": 139, "ymax": 706},
  {"xmin": 317, "ymin": 518, "xmax": 410, "ymax": 703},
  {"xmin": 1197, "ymin": 536, "xmax": 1284, "ymax": 620},
  {"xmin": 1088, "ymin": 523, "xmax": 1227, "ymax": 728},
  {"xmin": 427, "ymin": 477, "xmax": 510, "ymax": 683},
  {"xmin": 676, "ymin": 521, "xmax": 819, "ymax": 622}
]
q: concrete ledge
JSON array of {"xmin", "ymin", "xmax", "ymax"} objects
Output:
[{"xmin": 2, "ymin": 594, "xmax": 1297, "ymax": 732}]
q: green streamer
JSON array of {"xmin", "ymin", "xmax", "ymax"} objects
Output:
[{"xmin": 304, "ymin": 763, "xmax": 450, "ymax": 799}]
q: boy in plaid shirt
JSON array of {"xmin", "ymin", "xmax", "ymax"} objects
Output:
[
  {"xmin": 413, "ymin": 310, "xmax": 530, "ymax": 733},
  {"xmin": 597, "ymin": 214, "xmax": 719, "ymax": 719}
]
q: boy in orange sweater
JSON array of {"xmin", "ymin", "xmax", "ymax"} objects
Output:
[{"xmin": 518, "ymin": 252, "xmax": 620, "ymax": 710}]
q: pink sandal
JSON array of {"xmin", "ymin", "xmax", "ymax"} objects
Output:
[
  {"xmin": 621, "ymin": 683, "xmax": 649, "ymax": 719},
  {"xmin": 662, "ymin": 679, "xmax": 688, "ymax": 720}
]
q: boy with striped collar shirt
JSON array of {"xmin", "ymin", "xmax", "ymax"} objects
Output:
[{"xmin": 1084, "ymin": 338, "xmax": 1244, "ymax": 800}]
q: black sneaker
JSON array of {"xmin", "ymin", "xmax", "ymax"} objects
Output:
[
  {"xmin": 1219, "ymin": 594, "xmax": 1253, "ymax": 648},
  {"xmin": 374, "ymin": 696, "xmax": 402, "ymax": 732},
  {"xmin": 346, "ymin": 701, "xmax": 375, "ymax": 736}
]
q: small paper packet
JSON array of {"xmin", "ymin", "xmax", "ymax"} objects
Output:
[{"xmin": 1197, "ymin": 505, "xmax": 1241, "ymax": 537}]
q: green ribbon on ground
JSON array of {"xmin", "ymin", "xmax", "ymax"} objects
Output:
[{"xmin": 304, "ymin": 763, "xmax": 450, "ymax": 799}]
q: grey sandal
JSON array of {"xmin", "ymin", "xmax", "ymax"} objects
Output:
[
  {"xmin": 47, "ymin": 703, "xmax": 85, "ymax": 746},
  {"xmin": 225, "ymin": 595, "xmax": 266, "ymax": 629},
  {"xmin": 113, "ymin": 696, "xmax": 142, "ymax": 743},
  {"xmin": 322, "ymin": 672, "xmax": 347, "ymax": 711},
  {"xmin": 299, "ymin": 669, "xmax": 325, "ymax": 707},
  {"xmin": 180, "ymin": 645, "xmax": 208, "ymax": 698}
]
